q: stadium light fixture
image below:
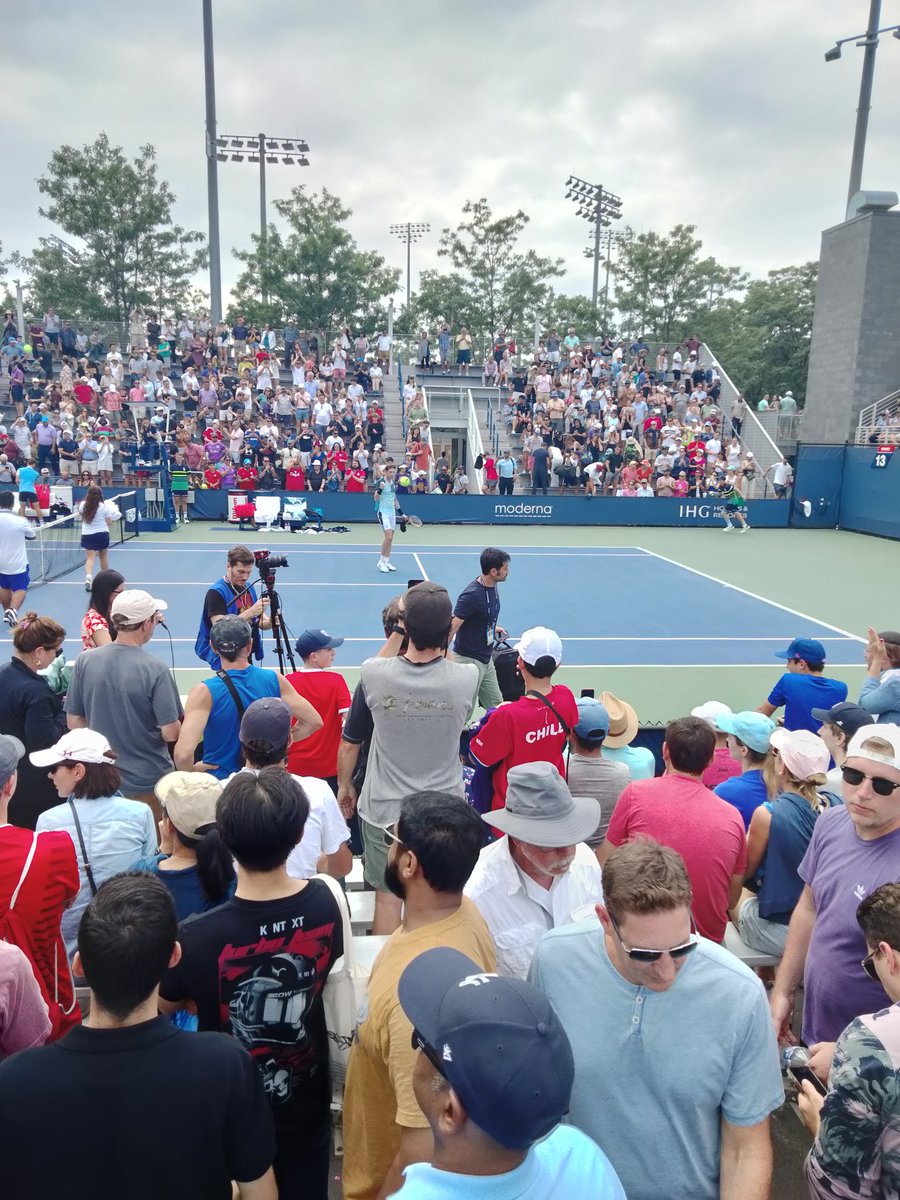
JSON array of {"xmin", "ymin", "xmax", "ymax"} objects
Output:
[{"xmin": 390, "ymin": 221, "xmax": 431, "ymax": 308}]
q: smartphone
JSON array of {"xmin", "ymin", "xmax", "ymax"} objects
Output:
[
  {"xmin": 581, "ymin": 688, "xmax": 595, "ymax": 698},
  {"xmin": 788, "ymin": 1066, "xmax": 826, "ymax": 1096},
  {"xmin": 407, "ymin": 578, "xmax": 424, "ymax": 589}
]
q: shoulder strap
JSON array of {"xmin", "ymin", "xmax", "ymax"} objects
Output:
[
  {"xmin": 215, "ymin": 669, "xmax": 247, "ymax": 719},
  {"xmin": 67, "ymin": 799, "xmax": 99, "ymax": 896},
  {"xmin": 526, "ymin": 689, "xmax": 571, "ymax": 735},
  {"xmin": 8, "ymin": 833, "xmax": 38, "ymax": 910},
  {"xmin": 313, "ymin": 873, "xmax": 354, "ymax": 972}
]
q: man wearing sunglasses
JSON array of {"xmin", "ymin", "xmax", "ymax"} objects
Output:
[
  {"xmin": 771, "ymin": 724, "xmax": 900, "ymax": 1082},
  {"xmin": 529, "ymin": 839, "xmax": 782, "ymax": 1200},
  {"xmin": 798, "ymin": 882, "xmax": 900, "ymax": 1199}
]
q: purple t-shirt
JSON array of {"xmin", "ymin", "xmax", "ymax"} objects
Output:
[{"xmin": 799, "ymin": 805, "xmax": 900, "ymax": 1043}]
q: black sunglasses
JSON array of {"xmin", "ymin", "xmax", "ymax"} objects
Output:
[
  {"xmin": 841, "ymin": 764, "xmax": 900, "ymax": 797},
  {"xmin": 411, "ymin": 1028, "xmax": 446, "ymax": 1076},
  {"xmin": 48, "ymin": 762, "xmax": 71, "ymax": 775},
  {"xmin": 608, "ymin": 912, "xmax": 698, "ymax": 964},
  {"xmin": 862, "ymin": 947, "xmax": 882, "ymax": 982}
]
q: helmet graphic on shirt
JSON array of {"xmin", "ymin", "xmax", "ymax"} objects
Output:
[{"xmin": 229, "ymin": 953, "xmax": 317, "ymax": 1047}]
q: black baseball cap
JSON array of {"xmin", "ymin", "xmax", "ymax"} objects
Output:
[
  {"xmin": 810, "ymin": 701, "xmax": 876, "ymax": 737},
  {"xmin": 398, "ymin": 948, "xmax": 574, "ymax": 1149}
]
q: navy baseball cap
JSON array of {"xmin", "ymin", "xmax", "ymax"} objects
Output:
[
  {"xmin": 398, "ymin": 948, "xmax": 574, "ymax": 1149},
  {"xmin": 810, "ymin": 701, "xmax": 875, "ymax": 737},
  {"xmin": 775, "ymin": 637, "xmax": 827, "ymax": 664},
  {"xmin": 294, "ymin": 628, "xmax": 344, "ymax": 658}
]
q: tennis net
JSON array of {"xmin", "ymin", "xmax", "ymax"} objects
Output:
[{"xmin": 27, "ymin": 490, "xmax": 139, "ymax": 588}]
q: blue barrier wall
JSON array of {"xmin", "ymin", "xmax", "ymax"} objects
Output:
[
  {"xmin": 794, "ymin": 444, "xmax": 900, "ymax": 538},
  {"xmin": 188, "ymin": 490, "xmax": 791, "ymax": 528}
]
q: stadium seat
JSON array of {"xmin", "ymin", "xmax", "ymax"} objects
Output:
[{"xmin": 723, "ymin": 921, "xmax": 780, "ymax": 968}]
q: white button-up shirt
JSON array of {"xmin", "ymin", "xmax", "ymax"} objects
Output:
[{"xmin": 465, "ymin": 838, "xmax": 603, "ymax": 978}]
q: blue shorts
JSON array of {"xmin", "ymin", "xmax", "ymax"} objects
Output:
[
  {"xmin": 456, "ymin": 350, "xmax": 471, "ymax": 364},
  {"xmin": 81, "ymin": 532, "xmax": 110, "ymax": 551},
  {"xmin": 0, "ymin": 568, "xmax": 29, "ymax": 592}
]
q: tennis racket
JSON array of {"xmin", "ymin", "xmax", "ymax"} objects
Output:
[{"xmin": 404, "ymin": 514, "xmax": 423, "ymax": 527}]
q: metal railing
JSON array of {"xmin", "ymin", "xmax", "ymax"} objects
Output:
[
  {"xmin": 484, "ymin": 395, "xmax": 501, "ymax": 458},
  {"xmin": 417, "ymin": 386, "xmax": 436, "ymax": 489},
  {"xmin": 464, "ymin": 388, "xmax": 486, "ymax": 495},
  {"xmin": 397, "ymin": 360, "xmax": 407, "ymax": 440},
  {"xmin": 857, "ymin": 387, "xmax": 900, "ymax": 444}
]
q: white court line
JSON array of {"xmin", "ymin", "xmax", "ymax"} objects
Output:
[
  {"xmin": 413, "ymin": 553, "xmax": 429, "ymax": 580},
  {"xmin": 116, "ymin": 542, "xmax": 649, "ymax": 555},
  {"xmin": 55, "ymin": 581, "xmax": 401, "ymax": 588},
  {"xmin": 634, "ymin": 545, "xmax": 866, "ymax": 643}
]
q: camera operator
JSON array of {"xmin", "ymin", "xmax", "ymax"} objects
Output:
[{"xmin": 195, "ymin": 545, "xmax": 271, "ymax": 671}]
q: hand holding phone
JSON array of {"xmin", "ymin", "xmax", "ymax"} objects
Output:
[{"xmin": 789, "ymin": 1065, "xmax": 826, "ymax": 1097}]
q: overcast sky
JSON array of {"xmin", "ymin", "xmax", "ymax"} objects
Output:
[{"xmin": 4, "ymin": 0, "xmax": 900, "ymax": 309}]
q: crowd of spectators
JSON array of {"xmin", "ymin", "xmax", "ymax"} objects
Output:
[{"xmin": 0, "ymin": 538, "xmax": 897, "ymax": 1198}]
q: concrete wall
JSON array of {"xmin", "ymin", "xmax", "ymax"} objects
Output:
[{"xmin": 804, "ymin": 210, "xmax": 900, "ymax": 444}]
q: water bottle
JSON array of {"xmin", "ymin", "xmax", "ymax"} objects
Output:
[{"xmin": 781, "ymin": 1045, "xmax": 810, "ymax": 1069}]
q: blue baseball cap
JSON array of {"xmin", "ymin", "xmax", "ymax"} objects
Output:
[
  {"xmin": 398, "ymin": 947, "xmax": 574, "ymax": 1149},
  {"xmin": 294, "ymin": 628, "xmax": 344, "ymax": 658},
  {"xmin": 775, "ymin": 637, "xmax": 827, "ymax": 664},
  {"xmin": 715, "ymin": 711, "xmax": 777, "ymax": 754},
  {"xmin": 574, "ymin": 698, "xmax": 610, "ymax": 745}
]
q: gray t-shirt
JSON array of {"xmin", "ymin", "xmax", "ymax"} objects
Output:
[
  {"xmin": 354, "ymin": 655, "xmax": 478, "ymax": 827},
  {"xmin": 65, "ymin": 643, "xmax": 183, "ymax": 792},
  {"xmin": 565, "ymin": 753, "xmax": 630, "ymax": 846}
]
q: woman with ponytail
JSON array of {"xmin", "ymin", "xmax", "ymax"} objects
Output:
[{"xmin": 135, "ymin": 772, "xmax": 235, "ymax": 920}]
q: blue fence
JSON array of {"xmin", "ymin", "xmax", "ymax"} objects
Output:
[
  {"xmin": 187, "ymin": 489, "xmax": 790, "ymax": 528},
  {"xmin": 793, "ymin": 444, "xmax": 900, "ymax": 538}
]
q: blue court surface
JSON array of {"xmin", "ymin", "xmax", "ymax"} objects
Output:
[{"xmin": 27, "ymin": 540, "xmax": 864, "ymax": 671}]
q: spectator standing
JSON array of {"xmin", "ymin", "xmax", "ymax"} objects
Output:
[
  {"xmin": 338, "ymin": 584, "xmax": 477, "ymax": 933},
  {"xmin": 32, "ymin": 729, "xmax": 157, "ymax": 956},
  {"xmin": 470, "ymin": 627, "xmax": 577, "ymax": 812},
  {"xmin": 529, "ymin": 839, "xmax": 783, "ymax": 1200},
  {"xmin": 395, "ymin": 946, "xmax": 626, "ymax": 1200},
  {"xmin": 0, "ymin": 614, "xmax": 69, "ymax": 828},
  {"xmin": 598, "ymin": 691, "xmax": 656, "ymax": 779},
  {"xmin": 450, "ymin": 547, "xmax": 510, "ymax": 718},
  {"xmin": 65, "ymin": 590, "xmax": 183, "ymax": 821},
  {"xmin": 342, "ymin": 792, "xmax": 496, "ymax": 1200},
  {"xmin": 599, "ymin": 717, "xmax": 747, "ymax": 943},
  {"xmin": 81, "ymin": 569, "xmax": 125, "ymax": 650},
  {"xmin": 0, "ymin": 734, "xmax": 80, "ymax": 1039},
  {"xmin": 565, "ymin": 697, "xmax": 630, "ymax": 850},
  {"xmin": 160, "ymin": 768, "xmax": 343, "ymax": 1200},
  {"xmin": 691, "ymin": 700, "xmax": 741, "ymax": 789},
  {"xmin": 174, "ymin": 617, "xmax": 320, "ymax": 780},
  {"xmin": 284, "ymin": 629, "xmax": 351, "ymax": 787},
  {"xmin": 465, "ymin": 763, "xmax": 602, "ymax": 978},
  {"xmin": 496, "ymin": 448, "xmax": 515, "ymax": 494},
  {"xmin": 799, "ymin": 882, "xmax": 900, "ymax": 1199},
  {"xmin": 757, "ymin": 637, "xmax": 848, "ymax": 732},
  {"xmin": 713, "ymin": 711, "xmax": 777, "ymax": 829},
  {"xmin": 770, "ymin": 725, "xmax": 900, "ymax": 1054},
  {"xmin": 859, "ymin": 627, "xmax": 900, "ymax": 724},
  {"xmin": 0, "ymin": 873, "xmax": 276, "ymax": 1200}
]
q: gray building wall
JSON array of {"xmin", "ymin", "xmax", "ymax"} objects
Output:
[{"xmin": 804, "ymin": 209, "xmax": 900, "ymax": 444}]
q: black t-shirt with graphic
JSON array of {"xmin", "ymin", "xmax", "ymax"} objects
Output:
[{"xmin": 160, "ymin": 879, "xmax": 342, "ymax": 1148}]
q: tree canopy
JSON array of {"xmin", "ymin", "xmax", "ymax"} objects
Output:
[
  {"xmin": 19, "ymin": 134, "xmax": 206, "ymax": 327},
  {"xmin": 229, "ymin": 186, "xmax": 400, "ymax": 331}
]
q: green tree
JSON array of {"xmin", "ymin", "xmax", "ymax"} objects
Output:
[
  {"xmin": 703, "ymin": 263, "xmax": 817, "ymax": 404},
  {"xmin": 542, "ymin": 292, "xmax": 610, "ymax": 339},
  {"xmin": 230, "ymin": 186, "xmax": 400, "ymax": 335},
  {"xmin": 613, "ymin": 223, "xmax": 747, "ymax": 343},
  {"xmin": 437, "ymin": 198, "xmax": 564, "ymax": 337},
  {"xmin": 22, "ymin": 134, "xmax": 206, "ymax": 327}
]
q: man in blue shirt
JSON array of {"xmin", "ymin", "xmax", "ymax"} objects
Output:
[
  {"xmin": 757, "ymin": 637, "xmax": 848, "ymax": 732},
  {"xmin": 394, "ymin": 946, "xmax": 625, "ymax": 1199},
  {"xmin": 529, "ymin": 838, "xmax": 783, "ymax": 1200},
  {"xmin": 496, "ymin": 449, "xmax": 515, "ymax": 496},
  {"xmin": 713, "ymin": 711, "xmax": 776, "ymax": 829}
]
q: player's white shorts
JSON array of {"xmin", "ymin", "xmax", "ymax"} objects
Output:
[{"xmin": 378, "ymin": 510, "xmax": 396, "ymax": 531}]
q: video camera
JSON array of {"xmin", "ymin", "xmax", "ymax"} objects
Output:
[{"xmin": 253, "ymin": 549, "xmax": 289, "ymax": 589}]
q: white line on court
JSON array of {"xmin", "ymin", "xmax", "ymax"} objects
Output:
[
  {"xmin": 413, "ymin": 553, "xmax": 429, "ymax": 580},
  {"xmin": 633, "ymin": 545, "xmax": 866, "ymax": 643},
  {"xmin": 117, "ymin": 542, "xmax": 649, "ymax": 555},
  {"xmin": 54, "ymin": 581, "xmax": 401, "ymax": 588}
]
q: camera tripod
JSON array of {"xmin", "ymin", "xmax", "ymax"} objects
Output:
[{"xmin": 258, "ymin": 568, "xmax": 296, "ymax": 674}]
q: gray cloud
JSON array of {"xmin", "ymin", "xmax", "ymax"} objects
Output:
[{"xmin": 3, "ymin": 0, "xmax": 898, "ymax": 309}]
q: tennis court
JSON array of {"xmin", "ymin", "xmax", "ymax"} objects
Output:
[{"xmin": 19, "ymin": 520, "xmax": 886, "ymax": 723}]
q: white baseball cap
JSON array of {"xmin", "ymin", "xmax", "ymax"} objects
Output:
[
  {"xmin": 846, "ymin": 723, "xmax": 900, "ymax": 771},
  {"xmin": 111, "ymin": 589, "xmax": 168, "ymax": 623},
  {"xmin": 30, "ymin": 729, "xmax": 116, "ymax": 768},
  {"xmin": 516, "ymin": 627, "xmax": 563, "ymax": 667},
  {"xmin": 691, "ymin": 700, "xmax": 732, "ymax": 728}
]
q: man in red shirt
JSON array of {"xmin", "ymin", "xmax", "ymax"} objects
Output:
[
  {"xmin": 285, "ymin": 629, "xmax": 351, "ymax": 789},
  {"xmin": 236, "ymin": 459, "xmax": 257, "ymax": 491},
  {"xmin": 285, "ymin": 460, "xmax": 306, "ymax": 491},
  {"xmin": 470, "ymin": 627, "xmax": 578, "ymax": 811},
  {"xmin": 598, "ymin": 716, "xmax": 747, "ymax": 942},
  {"xmin": 0, "ymin": 734, "xmax": 80, "ymax": 1039}
]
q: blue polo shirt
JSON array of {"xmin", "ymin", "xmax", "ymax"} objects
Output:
[
  {"xmin": 767, "ymin": 673, "xmax": 848, "ymax": 732},
  {"xmin": 714, "ymin": 769, "xmax": 767, "ymax": 830}
]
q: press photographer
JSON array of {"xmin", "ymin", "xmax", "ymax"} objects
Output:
[{"xmin": 194, "ymin": 545, "xmax": 273, "ymax": 670}]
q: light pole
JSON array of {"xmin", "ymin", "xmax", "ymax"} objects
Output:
[
  {"xmin": 565, "ymin": 176, "xmax": 623, "ymax": 314},
  {"xmin": 585, "ymin": 229, "xmax": 625, "ymax": 308},
  {"xmin": 824, "ymin": 1, "xmax": 900, "ymax": 216},
  {"xmin": 389, "ymin": 222, "xmax": 430, "ymax": 309},
  {"xmin": 214, "ymin": 134, "xmax": 310, "ymax": 306},
  {"xmin": 202, "ymin": 0, "xmax": 221, "ymax": 324}
]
